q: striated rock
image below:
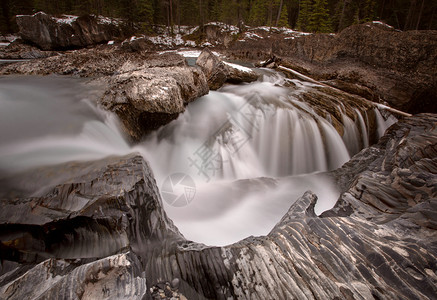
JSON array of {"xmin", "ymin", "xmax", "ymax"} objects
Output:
[
  {"xmin": 0, "ymin": 153, "xmax": 182, "ymax": 299},
  {"xmin": 1, "ymin": 114, "xmax": 436, "ymax": 299},
  {"xmin": 227, "ymin": 22, "xmax": 437, "ymax": 114},
  {"xmin": 196, "ymin": 47, "xmax": 229, "ymax": 90},
  {"xmin": 100, "ymin": 64, "xmax": 209, "ymax": 141},
  {"xmin": 16, "ymin": 12, "xmax": 126, "ymax": 50}
]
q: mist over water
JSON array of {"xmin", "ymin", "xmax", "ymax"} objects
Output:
[{"xmin": 0, "ymin": 72, "xmax": 396, "ymax": 246}]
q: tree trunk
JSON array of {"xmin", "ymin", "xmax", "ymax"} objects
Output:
[
  {"xmin": 429, "ymin": 7, "xmax": 436, "ymax": 30},
  {"xmin": 415, "ymin": 0, "xmax": 425, "ymax": 30},
  {"xmin": 338, "ymin": 0, "xmax": 347, "ymax": 31},
  {"xmin": 404, "ymin": 0, "xmax": 417, "ymax": 30},
  {"xmin": 268, "ymin": 0, "xmax": 273, "ymax": 29},
  {"xmin": 379, "ymin": 0, "xmax": 385, "ymax": 20},
  {"xmin": 275, "ymin": 0, "xmax": 284, "ymax": 26}
]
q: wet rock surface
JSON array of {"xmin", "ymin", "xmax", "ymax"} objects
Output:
[
  {"xmin": 1, "ymin": 114, "xmax": 436, "ymax": 299},
  {"xmin": 227, "ymin": 22, "xmax": 437, "ymax": 114}
]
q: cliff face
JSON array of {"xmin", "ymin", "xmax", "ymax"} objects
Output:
[
  {"xmin": 1, "ymin": 114, "xmax": 436, "ymax": 299},
  {"xmin": 227, "ymin": 22, "xmax": 437, "ymax": 114}
]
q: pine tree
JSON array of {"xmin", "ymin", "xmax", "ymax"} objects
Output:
[
  {"xmin": 308, "ymin": 0, "xmax": 332, "ymax": 32},
  {"xmin": 297, "ymin": 0, "xmax": 313, "ymax": 31},
  {"xmin": 277, "ymin": 4, "xmax": 289, "ymax": 27},
  {"xmin": 362, "ymin": 0, "xmax": 376, "ymax": 22},
  {"xmin": 248, "ymin": 0, "xmax": 267, "ymax": 26}
]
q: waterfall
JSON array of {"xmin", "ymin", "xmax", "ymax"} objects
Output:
[{"xmin": 0, "ymin": 72, "xmax": 397, "ymax": 246}]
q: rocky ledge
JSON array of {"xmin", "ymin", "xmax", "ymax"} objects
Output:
[
  {"xmin": 0, "ymin": 46, "xmax": 262, "ymax": 141},
  {"xmin": 1, "ymin": 113, "xmax": 435, "ymax": 299},
  {"xmin": 227, "ymin": 22, "xmax": 437, "ymax": 114}
]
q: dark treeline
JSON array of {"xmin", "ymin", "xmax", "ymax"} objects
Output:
[{"xmin": 1, "ymin": 0, "xmax": 437, "ymax": 34}]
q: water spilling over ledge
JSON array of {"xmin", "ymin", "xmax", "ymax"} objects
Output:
[
  {"xmin": 1, "ymin": 71, "xmax": 395, "ymax": 247},
  {"xmin": 1, "ymin": 65, "xmax": 435, "ymax": 299}
]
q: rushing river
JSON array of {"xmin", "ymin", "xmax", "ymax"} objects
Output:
[{"xmin": 0, "ymin": 70, "xmax": 396, "ymax": 246}]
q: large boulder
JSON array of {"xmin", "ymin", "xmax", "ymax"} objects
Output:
[
  {"xmin": 16, "ymin": 12, "xmax": 126, "ymax": 50},
  {"xmin": 196, "ymin": 47, "xmax": 229, "ymax": 90},
  {"xmin": 100, "ymin": 64, "xmax": 209, "ymax": 141},
  {"xmin": 224, "ymin": 61, "xmax": 259, "ymax": 84}
]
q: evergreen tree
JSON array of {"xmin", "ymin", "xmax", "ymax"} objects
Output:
[
  {"xmin": 362, "ymin": 0, "xmax": 376, "ymax": 22},
  {"xmin": 308, "ymin": 0, "xmax": 332, "ymax": 32},
  {"xmin": 248, "ymin": 0, "xmax": 267, "ymax": 26},
  {"xmin": 297, "ymin": 0, "xmax": 313, "ymax": 31},
  {"xmin": 277, "ymin": 4, "xmax": 289, "ymax": 27}
]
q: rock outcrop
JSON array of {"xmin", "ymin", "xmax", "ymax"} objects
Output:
[
  {"xmin": 100, "ymin": 63, "xmax": 209, "ymax": 141},
  {"xmin": 227, "ymin": 22, "xmax": 437, "ymax": 114},
  {"xmin": 196, "ymin": 48, "xmax": 258, "ymax": 90},
  {"xmin": 16, "ymin": 12, "xmax": 126, "ymax": 50},
  {"xmin": 0, "ymin": 39, "xmax": 57, "ymax": 59},
  {"xmin": 1, "ymin": 114, "xmax": 436, "ymax": 299},
  {"xmin": 196, "ymin": 47, "xmax": 230, "ymax": 90}
]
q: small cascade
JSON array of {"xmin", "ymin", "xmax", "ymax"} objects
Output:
[
  {"xmin": 0, "ymin": 71, "xmax": 398, "ymax": 246},
  {"xmin": 354, "ymin": 108, "xmax": 370, "ymax": 149},
  {"xmin": 342, "ymin": 113, "xmax": 362, "ymax": 156}
]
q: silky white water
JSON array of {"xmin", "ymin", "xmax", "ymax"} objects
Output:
[{"xmin": 0, "ymin": 73, "xmax": 396, "ymax": 246}]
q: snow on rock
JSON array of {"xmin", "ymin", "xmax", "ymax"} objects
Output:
[
  {"xmin": 54, "ymin": 14, "xmax": 78, "ymax": 25},
  {"xmin": 372, "ymin": 21, "xmax": 394, "ymax": 29},
  {"xmin": 223, "ymin": 61, "xmax": 252, "ymax": 73}
]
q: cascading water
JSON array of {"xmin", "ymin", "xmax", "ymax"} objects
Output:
[{"xmin": 0, "ymin": 70, "xmax": 396, "ymax": 246}]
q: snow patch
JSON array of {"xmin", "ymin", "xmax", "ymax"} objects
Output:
[
  {"xmin": 243, "ymin": 32, "xmax": 263, "ymax": 40},
  {"xmin": 202, "ymin": 42, "xmax": 213, "ymax": 47},
  {"xmin": 185, "ymin": 40, "xmax": 196, "ymax": 47},
  {"xmin": 107, "ymin": 40, "xmax": 114, "ymax": 45},
  {"xmin": 224, "ymin": 61, "xmax": 252, "ymax": 73},
  {"xmin": 372, "ymin": 21, "xmax": 394, "ymax": 29},
  {"xmin": 55, "ymin": 14, "xmax": 78, "ymax": 25},
  {"xmin": 96, "ymin": 16, "xmax": 120, "ymax": 25}
]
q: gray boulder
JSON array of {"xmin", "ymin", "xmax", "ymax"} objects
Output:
[
  {"xmin": 100, "ymin": 64, "xmax": 209, "ymax": 141},
  {"xmin": 196, "ymin": 47, "xmax": 258, "ymax": 89},
  {"xmin": 224, "ymin": 61, "xmax": 259, "ymax": 84},
  {"xmin": 196, "ymin": 47, "xmax": 229, "ymax": 90},
  {"xmin": 16, "ymin": 12, "xmax": 125, "ymax": 50}
]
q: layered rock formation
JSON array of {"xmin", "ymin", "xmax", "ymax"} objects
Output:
[
  {"xmin": 1, "ymin": 113, "xmax": 435, "ymax": 299},
  {"xmin": 16, "ymin": 12, "xmax": 126, "ymax": 50},
  {"xmin": 227, "ymin": 22, "xmax": 437, "ymax": 114}
]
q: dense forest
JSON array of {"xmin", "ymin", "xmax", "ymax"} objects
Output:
[{"xmin": 1, "ymin": 0, "xmax": 437, "ymax": 34}]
